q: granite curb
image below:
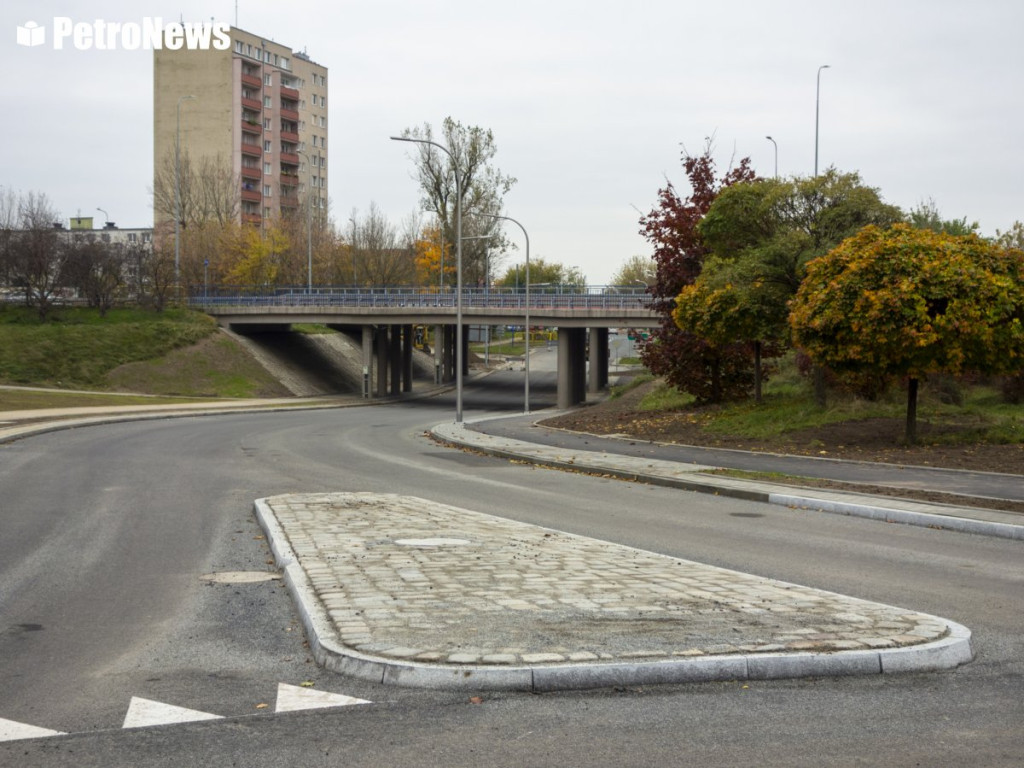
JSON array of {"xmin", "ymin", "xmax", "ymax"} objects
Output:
[
  {"xmin": 253, "ymin": 494, "xmax": 975, "ymax": 692},
  {"xmin": 431, "ymin": 421, "xmax": 1024, "ymax": 541}
]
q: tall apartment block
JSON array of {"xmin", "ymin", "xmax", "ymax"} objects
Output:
[{"xmin": 154, "ymin": 27, "xmax": 328, "ymax": 227}]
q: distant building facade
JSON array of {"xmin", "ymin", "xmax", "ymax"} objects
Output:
[{"xmin": 153, "ymin": 26, "xmax": 329, "ymax": 227}]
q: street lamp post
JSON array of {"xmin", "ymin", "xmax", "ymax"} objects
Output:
[
  {"xmin": 391, "ymin": 135, "xmax": 465, "ymax": 422},
  {"xmin": 96, "ymin": 207, "xmax": 109, "ymax": 227},
  {"xmin": 175, "ymin": 94, "xmax": 195, "ymax": 293},
  {"xmin": 815, "ymin": 65, "xmax": 830, "ymax": 177},
  {"xmin": 765, "ymin": 136, "xmax": 778, "ymax": 179},
  {"xmin": 480, "ymin": 213, "xmax": 530, "ymax": 414},
  {"xmin": 296, "ymin": 150, "xmax": 314, "ymax": 293}
]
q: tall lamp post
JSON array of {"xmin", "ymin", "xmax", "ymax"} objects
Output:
[
  {"xmin": 391, "ymin": 134, "xmax": 464, "ymax": 423},
  {"xmin": 814, "ymin": 65, "xmax": 830, "ymax": 176},
  {"xmin": 96, "ymin": 207, "xmax": 109, "ymax": 227},
  {"xmin": 175, "ymin": 94, "xmax": 195, "ymax": 292},
  {"xmin": 765, "ymin": 136, "xmax": 778, "ymax": 179},
  {"xmin": 480, "ymin": 213, "xmax": 531, "ymax": 414},
  {"xmin": 296, "ymin": 150, "xmax": 315, "ymax": 293}
]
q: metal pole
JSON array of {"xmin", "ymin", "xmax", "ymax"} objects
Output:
[
  {"xmin": 481, "ymin": 213, "xmax": 530, "ymax": 414},
  {"xmin": 175, "ymin": 95, "xmax": 195, "ymax": 294},
  {"xmin": 815, "ymin": 65, "xmax": 830, "ymax": 177},
  {"xmin": 765, "ymin": 135, "xmax": 778, "ymax": 179},
  {"xmin": 391, "ymin": 135, "xmax": 464, "ymax": 422}
]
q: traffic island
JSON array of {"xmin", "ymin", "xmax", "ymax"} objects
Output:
[{"xmin": 255, "ymin": 492, "xmax": 973, "ymax": 691}]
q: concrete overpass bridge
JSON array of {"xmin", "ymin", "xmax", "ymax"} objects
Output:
[{"xmin": 194, "ymin": 286, "xmax": 659, "ymax": 409}]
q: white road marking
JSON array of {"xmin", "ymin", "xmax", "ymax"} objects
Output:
[
  {"xmin": 0, "ymin": 717, "xmax": 65, "ymax": 742},
  {"xmin": 275, "ymin": 683, "xmax": 371, "ymax": 713},
  {"xmin": 122, "ymin": 697, "xmax": 223, "ymax": 729}
]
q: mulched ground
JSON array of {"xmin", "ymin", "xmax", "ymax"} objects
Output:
[{"xmin": 540, "ymin": 379, "xmax": 1024, "ymax": 514}]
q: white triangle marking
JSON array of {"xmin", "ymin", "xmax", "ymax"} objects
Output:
[
  {"xmin": 122, "ymin": 697, "xmax": 223, "ymax": 729},
  {"xmin": 275, "ymin": 683, "xmax": 371, "ymax": 713},
  {"xmin": 0, "ymin": 717, "xmax": 65, "ymax": 742}
]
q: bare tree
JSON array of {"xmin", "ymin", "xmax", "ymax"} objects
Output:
[
  {"xmin": 351, "ymin": 203, "xmax": 418, "ymax": 285},
  {"xmin": 6, "ymin": 192, "xmax": 69, "ymax": 319},
  {"xmin": 398, "ymin": 117, "xmax": 516, "ymax": 284},
  {"xmin": 152, "ymin": 150, "xmax": 240, "ymax": 227},
  {"xmin": 0, "ymin": 187, "xmax": 18, "ymax": 288},
  {"xmin": 63, "ymin": 236, "xmax": 129, "ymax": 316}
]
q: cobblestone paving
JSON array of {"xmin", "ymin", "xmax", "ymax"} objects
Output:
[{"xmin": 264, "ymin": 493, "xmax": 949, "ymax": 667}]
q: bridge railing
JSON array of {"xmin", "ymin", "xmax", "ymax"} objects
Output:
[{"xmin": 190, "ymin": 285, "xmax": 654, "ymax": 312}]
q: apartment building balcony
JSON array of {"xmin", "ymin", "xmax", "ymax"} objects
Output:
[
  {"xmin": 241, "ymin": 165, "xmax": 261, "ymax": 180},
  {"xmin": 242, "ymin": 213, "xmax": 262, "ymax": 225},
  {"xmin": 242, "ymin": 119, "xmax": 261, "ymax": 135},
  {"xmin": 241, "ymin": 142, "xmax": 262, "ymax": 157},
  {"xmin": 280, "ymin": 130, "xmax": 300, "ymax": 143},
  {"xmin": 280, "ymin": 86, "xmax": 299, "ymax": 100},
  {"xmin": 241, "ymin": 96, "xmax": 263, "ymax": 111},
  {"xmin": 280, "ymin": 107, "xmax": 299, "ymax": 121},
  {"xmin": 280, "ymin": 152, "xmax": 300, "ymax": 166},
  {"xmin": 241, "ymin": 72, "xmax": 262, "ymax": 88},
  {"xmin": 241, "ymin": 188, "xmax": 262, "ymax": 203}
]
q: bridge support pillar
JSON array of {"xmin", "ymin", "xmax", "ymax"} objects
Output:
[
  {"xmin": 433, "ymin": 325, "xmax": 444, "ymax": 384},
  {"xmin": 557, "ymin": 327, "xmax": 587, "ymax": 410},
  {"xmin": 375, "ymin": 325, "xmax": 389, "ymax": 397},
  {"xmin": 589, "ymin": 327, "xmax": 609, "ymax": 393},
  {"xmin": 402, "ymin": 325, "xmax": 413, "ymax": 393},
  {"xmin": 361, "ymin": 325, "xmax": 373, "ymax": 398},
  {"xmin": 442, "ymin": 325, "xmax": 455, "ymax": 383},
  {"xmin": 389, "ymin": 325, "xmax": 402, "ymax": 395}
]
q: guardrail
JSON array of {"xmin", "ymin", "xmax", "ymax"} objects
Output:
[{"xmin": 190, "ymin": 285, "xmax": 655, "ymax": 312}]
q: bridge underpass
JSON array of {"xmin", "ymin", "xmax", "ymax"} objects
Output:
[{"xmin": 196, "ymin": 287, "xmax": 657, "ymax": 411}]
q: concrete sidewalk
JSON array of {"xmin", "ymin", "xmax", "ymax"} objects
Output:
[
  {"xmin": 256, "ymin": 492, "xmax": 973, "ymax": 692},
  {"xmin": 431, "ymin": 422, "xmax": 1024, "ymax": 541}
]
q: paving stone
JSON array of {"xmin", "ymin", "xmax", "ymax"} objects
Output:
[{"xmin": 260, "ymin": 492, "xmax": 958, "ymax": 674}]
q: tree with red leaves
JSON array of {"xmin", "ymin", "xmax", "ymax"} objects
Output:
[{"xmin": 637, "ymin": 140, "xmax": 756, "ymax": 403}]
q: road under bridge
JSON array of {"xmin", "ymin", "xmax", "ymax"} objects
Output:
[{"xmin": 195, "ymin": 286, "xmax": 659, "ymax": 409}]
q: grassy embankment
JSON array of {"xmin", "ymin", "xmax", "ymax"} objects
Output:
[
  {"xmin": 0, "ymin": 306, "xmax": 289, "ymax": 409},
  {"xmin": 610, "ymin": 355, "xmax": 1023, "ymax": 447}
]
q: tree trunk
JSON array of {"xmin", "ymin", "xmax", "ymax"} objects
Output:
[
  {"xmin": 710, "ymin": 355, "xmax": 722, "ymax": 404},
  {"xmin": 754, "ymin": 341, "xmax": 763, "ymax": 404},
  {"xmin": 906, "ymin": 377, "xmax": 919, "ymax": 445},
  {"xmin": 813, "ymin": 365, "xmax": 827, "ymax": 408}
]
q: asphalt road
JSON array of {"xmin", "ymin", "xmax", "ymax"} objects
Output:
[{"xmin": 1, "ymin": 369, "xmax": 1021, "ymax": 766}]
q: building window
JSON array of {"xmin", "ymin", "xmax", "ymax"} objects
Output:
[
  {"xmin": 264, "ymin": 140, "xmax": 272, "ymax": 152},
  {"xmin": 235, "ymin": 40, "xmax": 243, "ymax": 54},
  {"xmin": 263, "ymin": 185, "xmax": 272, "ymax": 197},
  {"xmin": 264, "ymin": 162, "xmax": 272, "ymax": 174},
  {"xmin": 264, "ymin": 73, "xmax": 272, "ymax": 86},
  {"xmin": 263, "ymin": 207, "xmax": 272, "ymax": 219},
  {"xmin": 264, "ymin": 49, "xmax": 271, "ymax": 63},
  {"xmin": 263, "ymin": 95, "xmax": 272, "ymax": 108},
  {"xmin": 280, "ymin": 57, "xmax": 290, "ymax": 71},
  {"xmin": 264, "ymin": 117, "xmax": 272, "ymax": 130}
]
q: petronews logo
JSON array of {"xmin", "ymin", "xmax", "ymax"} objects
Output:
[{"xmin": 16, "ymin": 17, "xmax": 231, "ymax": 51}]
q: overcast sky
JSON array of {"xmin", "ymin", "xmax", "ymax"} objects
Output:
[{"xmin": 3, "ymin": 0, "xmax": 1022, "ymax": 283}]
